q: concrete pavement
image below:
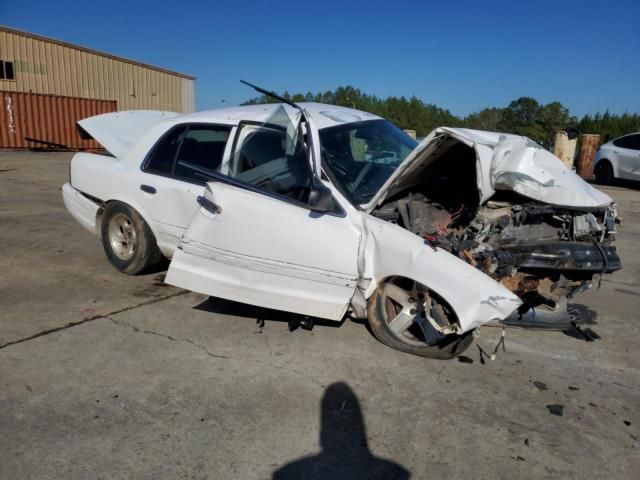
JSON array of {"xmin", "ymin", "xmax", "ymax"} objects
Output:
[{"xmin": 1, "ymin": 151, "xmax": 639, "ymax": 479}]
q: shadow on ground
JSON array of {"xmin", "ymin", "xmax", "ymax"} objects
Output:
[
  {"xmin": 588, "ymin": 177, "xmax": 640, "ymax": 191},
  {"xmin": 194, "ymin": 296, "xmax": 346, "ymax": 330},
  {"xmin": 272, "ymin": 382, "xmax": 410, "ymax": 480}
]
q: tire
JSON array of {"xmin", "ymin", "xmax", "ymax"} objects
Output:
[
  {"xmin": 594, "ymin": 160, "xmax": 614, "ymax": 185},
  {"xmin": 100, "ymin": 201, "xmax": 163, "ymax": 275},
  {"xmin": 367, "ymin": 277, "xmax": 474, "ymax": 359}
]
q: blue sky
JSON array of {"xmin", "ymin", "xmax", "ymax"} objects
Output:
[{"xmin": 2, "ymin": 0, "xmax": 639, "ymax": 117}]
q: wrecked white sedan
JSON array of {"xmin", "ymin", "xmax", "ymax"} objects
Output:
[{"xmin": 63, "ymin": 87, "xmax": 621, "ymax": 358}]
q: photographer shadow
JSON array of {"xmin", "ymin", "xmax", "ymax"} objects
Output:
[{"xmin": 273, "ymin": 382, "xmax": 410, "ymax": 480}]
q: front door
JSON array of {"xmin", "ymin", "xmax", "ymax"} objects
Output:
[{"xmin": 166, "ymin": 112, "xmax": 361, "ymax": 320}]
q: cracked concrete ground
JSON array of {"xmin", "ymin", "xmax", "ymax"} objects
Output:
[{"xmin": 1, "ymin": 151, "xmax": 639, "ymax": 479}]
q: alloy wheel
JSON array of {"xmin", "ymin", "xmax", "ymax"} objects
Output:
[
  {"xmin": 379, "ymin": 278, "xmax": 448, "ymax": 346},
  {"xmin": 108, "ymin": 213, "xmax": 137, "ymax": 260}
]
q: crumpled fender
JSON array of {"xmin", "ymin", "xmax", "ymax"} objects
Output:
[{"xmin": 359, "ymin": 215, "xmax": 522, "ymax": 333}]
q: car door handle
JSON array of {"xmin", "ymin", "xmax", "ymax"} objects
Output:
[
  {"xmin": 140, "ymin": 184, "xmax": 157, "ymax": 194},
  {"xmin": 197, "ymin": 195, "xmax": 222, "ymax": 214}
]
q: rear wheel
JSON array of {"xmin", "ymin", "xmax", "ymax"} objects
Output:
[
  {"xmin": 367, "ymin": 277, "xmax": 474, "ymax": 359},
  {"xmin": 594, "ymin": 160, "xmax": 614, "ymax": 185},
  {"xmin": 100, "ymin": 201, "xmax": 162, "ymax": 274}
]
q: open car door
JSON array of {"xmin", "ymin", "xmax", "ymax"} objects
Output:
[{"xmin": 165, "ymin": 106, "xmax": 361, "ymax": 320}]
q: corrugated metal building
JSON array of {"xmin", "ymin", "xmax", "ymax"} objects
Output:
[{"xmin": 0, "ymin": 25, "xmax": 195, "ymax": 149}]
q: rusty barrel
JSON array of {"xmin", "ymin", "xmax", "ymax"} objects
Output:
[{"xmin": 576, "ymin": 134, "xmax": 600, "ymax": 179}]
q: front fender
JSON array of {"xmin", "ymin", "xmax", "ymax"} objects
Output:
[
  {"xmin": 360, "ymin": 215, "xmax": 521, "ymax": 333},
  {"xmin": 595, "ymin": 157, "xmax": 619, "ymax": 178},
  {"xmin": 595, "ymin": 146, "xmax": 621, "ymax": 177}
]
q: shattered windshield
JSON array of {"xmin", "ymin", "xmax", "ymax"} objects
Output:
[{"xmin": 319, "ymin": 120, "xmax": 418, "ymax": 204}]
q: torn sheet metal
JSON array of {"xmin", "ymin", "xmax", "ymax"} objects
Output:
[
  {"xmin": 366, "ymin": 127, "xmax": 613, "ymax": 212},
  {"xmin": 77, "ymin": 110, "xmax": 180, "ymax": 158},
  {"xmin": 359, "ymin": 215, "xmax": 522, "ymax": 333},
  {"xmin": 488, "ymin": 136, "xmax": 612, "ymax": 208}
]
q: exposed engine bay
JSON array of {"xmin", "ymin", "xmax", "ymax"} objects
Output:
[{"xmin": 372, "ymin": 141, "xmax": 622, "ymax": 324}]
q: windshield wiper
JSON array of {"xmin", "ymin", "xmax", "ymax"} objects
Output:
[{"xmin": 240, "ymin": 80, "xmax": 303, "ymax": 111}]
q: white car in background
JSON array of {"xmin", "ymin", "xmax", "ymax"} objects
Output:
[
  {"xmin": 594, "ymin": 132, "xmax": 640, "ymax": 184},
  {"xmin": 62, "ymin": 84, "xmax": 621, "ymax": 359}
]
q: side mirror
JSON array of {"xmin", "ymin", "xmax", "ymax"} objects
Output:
[{"xmin": 307, "ymin": 177, "xmax": 334, "ymax": 213}]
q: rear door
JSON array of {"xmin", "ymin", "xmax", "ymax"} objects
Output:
[
  {"xmin": 137, "ymin": 123, "xmax": 233, "ymax": 251},
  {"xmin": 165, "ymin": 115, "xmax": 361, "ymax": 320}
]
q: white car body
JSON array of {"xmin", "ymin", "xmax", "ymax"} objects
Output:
[
  {"xmin": 594, "ymin": 132, "xmax": 640, "ymax": 182},
  {"xmin": 63, "ymin": 103, "xmax": 616, "ymax": 335}
]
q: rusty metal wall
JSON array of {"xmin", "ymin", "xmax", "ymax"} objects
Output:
[
  {"xmin": 0, "ymin": 26, "xmax": 195, "ymax": 113},
  {"xmin": 1, "ymin": 91, "xmax": 116, "ymax": 149}
]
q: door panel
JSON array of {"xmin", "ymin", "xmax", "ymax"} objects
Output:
[
  {"xmin": 137, "ymin": 173, "xmax": 203, "ymax": 251},
  {"xmin": 624, "ymin": 150, "xmax": 640, "ymax": 181},
  {"xmin": 166, "ymin": 182, "xmax": 360, "ymax": 320},
  {"xmin": 614, "ymin": 134, "xmax": 640, "ymax": 180},
  {"xmin": 616, "ymin": 147, "xmax": 638, "ymax": 180},
  {"xmin": 137, "ymin": 123, "xmax": 233, "ymax": 253}
]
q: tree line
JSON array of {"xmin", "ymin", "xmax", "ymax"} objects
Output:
[{"xmin": 243, "ymin": 86, "xmax": 639, "ymax": 147}]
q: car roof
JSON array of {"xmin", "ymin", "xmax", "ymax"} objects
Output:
[
  {"xmin": 170, "ymin": 102, "xmax": 383, "ymax": 130},
  {"xmin": 614, "ymin": 132, "xmax": 640, "ymax": 139}
]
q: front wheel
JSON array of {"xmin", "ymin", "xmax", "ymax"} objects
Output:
[
  {"xmin": 367, "ymin": 277, "xmax": 474, "ymax": 359},
  {"xmin": 100, "ymin": 201, "xmax": 163, "ymax": 274}
]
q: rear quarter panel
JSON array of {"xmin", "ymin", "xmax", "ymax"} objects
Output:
[
  {"xmin": 70, "ymin": 152, "xmax": 120, "ymax": 200},
  {"xmin": 69, "ymin": 151, "xmax": 166, "ymax": 251}
]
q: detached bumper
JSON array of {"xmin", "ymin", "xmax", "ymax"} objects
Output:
[{"xmin": 62, "ymin": 183, "xmax": 101, "ymax": 235}]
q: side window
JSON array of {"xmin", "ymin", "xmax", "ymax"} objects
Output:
[
  {"xmin": 174, "ymin": 125, "xmax": 231, "ymax": 182},
  {"xmin": 0, "ymin": 60, "xmax": 15, "ymax": 80},
  {"xmin": 612, "ymin": 137, "xmax": 626, "ymax": 148},
  {"xmin": 225, "ymin": 124, "xmax": 314, "ymax": 203},
  {"xmin": 145, "ymin": 125, "xmax": 187, "ymax": 175},
  {"xmin": 613, "ymin": 135, "xmax": 640, "ymax": 150}
]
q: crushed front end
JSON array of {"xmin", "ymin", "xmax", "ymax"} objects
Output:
[{"xmin": 373, "ymin": 192, "xmax": 622, "ymax": 327}]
